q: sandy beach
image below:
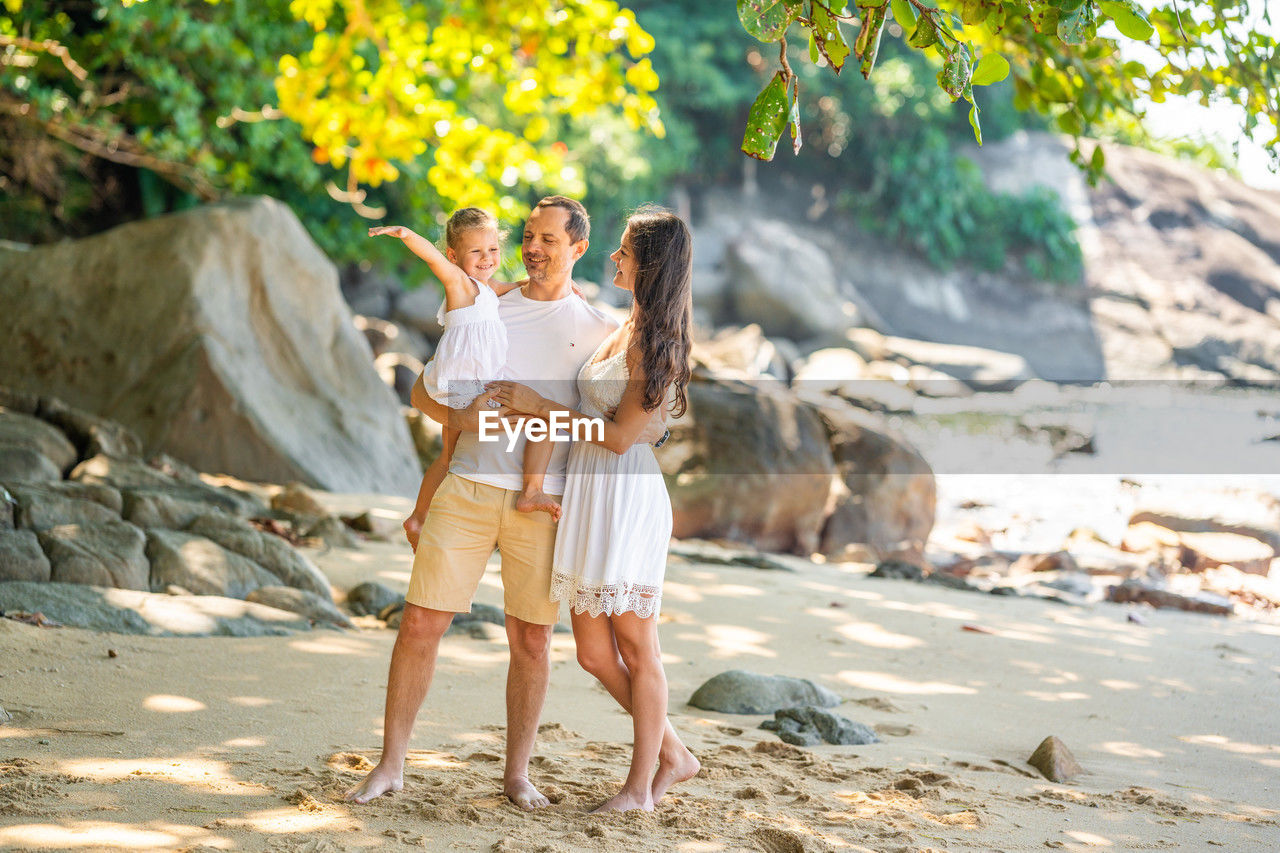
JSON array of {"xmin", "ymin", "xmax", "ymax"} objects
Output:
[{"xmin": 2, "ymin": 484, "xmax": 1278, "ymax": 852}]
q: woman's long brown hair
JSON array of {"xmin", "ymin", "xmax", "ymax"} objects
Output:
[{"xmin": 625, "ymin": 206, "xmax": 693, "ymax": 418}]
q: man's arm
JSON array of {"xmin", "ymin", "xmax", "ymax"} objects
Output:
[{"xmin": 412, "ymin": 373, "xmax": 492, "ymax": 434}]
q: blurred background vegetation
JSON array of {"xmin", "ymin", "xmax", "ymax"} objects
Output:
[{"xmin": 1, "ymin": 0, "xmax": 1258, "ymax": 288}]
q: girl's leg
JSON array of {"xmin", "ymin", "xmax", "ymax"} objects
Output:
[
  {"xmin": 404, "ymin": 428, "xmax": 457, "ymax": 551},
  {"xmin": 514, "ymin": 435, "xmax": 561, "ymax": 521}
]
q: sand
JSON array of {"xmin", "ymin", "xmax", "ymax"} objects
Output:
[{"xmin": 2, "ymin": 486, "xmax": 1279, "ymax": 852}]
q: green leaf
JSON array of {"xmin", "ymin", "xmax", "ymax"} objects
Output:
[
  {"xmin": 857, "ymin": 5, "xmax": 888, "ymax": 78},
  {"xmin": 969, "ymin": 102, "xmax": 983, "ymax": 145},
  {"xmin": 1057, "ymin": 1, "xmax": 1095, "ymax": 45},
  {"xmin": 809, "ymin": 31, "xmax": 821, "ymax": 64},
  {"xmin": 971, "ymin": 52, "xmax": 1009, "ymax": 86},
  {"xmin": 737, "ymin": 0, "xmax": 803, "ymax": 43},
  {"xmin": 741, "ymin": 71, "xmax": 790, "ymax": 160},
  {"xmin": 1099, "ymin": 0, "xmax": 1154, "ymax": 40},
  {"xmin": 789, "ymin": 89, "xmax": 802, "ymax": 155},
  {"xmin": 811, "ymin": 3, "xmax": 851, "ymax": 73},
  {"xmin": 891, "ymin": 0, "xmax": 918, "ymax": 29},
  {"xmin": 936, "ymin": 48, "xmax": 970, "ymax": 99},
  {"xmin": 1056, "ymin": 108, "xmax": 1084, "ymax": 135},
  {"xmin": 907, "ymin": 14, "xmax": 938, "ymax": 48},
  {"xmin": 1090, "ymin": 144, "xmax": 1106, "ymax": 170}
]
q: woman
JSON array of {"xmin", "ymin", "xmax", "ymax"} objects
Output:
[{"xmin": 489, "ymin": 207, "xmax": 700, "ymax": 813}]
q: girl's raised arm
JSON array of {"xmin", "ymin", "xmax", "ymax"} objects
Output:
[{"xmin": 368, "ymin": 226, "xmax": 473, "ymax": 309}]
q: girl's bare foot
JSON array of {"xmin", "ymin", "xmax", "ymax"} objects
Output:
[
  {"xmin": 590, "ymin": 786, "xmax": 654, "ymax": 814},
  {"xmin": 515, "ymin": 489, "xmax": 562, "ymax": 522},
  {"xmin": 403, "ymin": 516, "xmax": 423, "ymax": 552},
  {"xmin": 344, "ymin": 763, "xmax": 403, "ymax": 804},
  {"xmin": 651, "ymin": 747, "xmax": 700, "ymax": 804}
]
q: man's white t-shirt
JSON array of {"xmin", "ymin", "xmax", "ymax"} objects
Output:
[{"xmin": 448, "ymin": 286, "xmax": 619, "ymax": 495}]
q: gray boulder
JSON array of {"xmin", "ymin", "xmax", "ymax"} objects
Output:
[
  {"xmin": 35, "ymin": 396, "xmax": 144, "ymax": 459},
  {"xmin": 70, "ymin": 454, "xmax": 264, "ymax": 517},
  {"xmin": 120, "ymin": 488, "xmax": 227, "ymax": 529},
  {"xmin": 723, "ymin": 220, "xmax": 856, "ymax": 340},
  {"xmin": 245, "ymin": 586, "xmax": 354, "ymax": 629},
  {"xmin": 814, "ymin": 402, "xmax": 936, "ymax": 557},
  {"xmin": 37, "ymin": 522, "xmax": 149, "ymax": 590},
  {"xmin": 0, "ymin": 581, "xmax": 311, "ymax": 636},
  {"xmin": 688, "ymin": 670, "xmax": 841, "ymax": 715},
  {"xmin": 6, "ymin": 481, "xmax": 123, "ymax": 530},
  {"xmin": 0, "ymin": 410, "xmax": 78, "ymax": 473},
  {"xmin": 0, "ymin": 196, "xmax": 421, "ymax": 495},
  {"xmin": 145, "ymin": 529, "xmax": 279, "ymax": 599},
  {"xmin": 0, "ymin": 530, "xmax": 52, "ymax": 582},
  {"xmin": 0, "ymin": 447, "xmax": 61, "ymax": 483},
  {"xmin": 761, "ymin": 706, "xmax": 881, "ymax": 746},
  {"xmin": 186, "ymin": 514, "xmax": 331, "ymax": 599},
  {"xmin": 346, "ymin": 580, "xmax": 403, "ymax": 617},
  {"xmin": 661, "ymin": 374, "xmax": 835, "ymax": 555}
]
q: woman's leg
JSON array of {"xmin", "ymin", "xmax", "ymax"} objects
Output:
[{"xmin": 573, "ymin": 608, "xmax": 699, "ymax": 810}]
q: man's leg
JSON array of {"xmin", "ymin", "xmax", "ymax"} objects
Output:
[
  {"xmin": 345, "ymin": 604, "xmax": 455, "ymax": 803},
  {"xmin": 502, "ymin": 614, "xmax": 554, "ymax": 809}
]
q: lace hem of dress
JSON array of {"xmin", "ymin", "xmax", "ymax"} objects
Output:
[{"xmin": 550, "ymin": 571, "xmax": 662, "ymax": 619}]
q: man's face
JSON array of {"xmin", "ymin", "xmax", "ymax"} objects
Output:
[{"xmin": 522, "ymin": 205, "xmax": 587, "ymax": 284}]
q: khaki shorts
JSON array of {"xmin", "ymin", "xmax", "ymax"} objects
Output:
[{"xmin": 405, "ymin": 474, "xmax": 561, "ymax": 625}]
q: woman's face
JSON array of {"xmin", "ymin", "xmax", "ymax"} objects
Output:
[{"xmin": 608, "ymin": 228, "xmax": 638, "ymax": 292}]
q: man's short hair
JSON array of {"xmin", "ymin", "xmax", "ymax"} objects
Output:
[{"xmin": 533, "ymin": 195, "xmax": 590, "ymax": 243}]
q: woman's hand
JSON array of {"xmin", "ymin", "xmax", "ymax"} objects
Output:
[
  {"xmin": 368, "ymin": 225, "xmax": 412, "ymax": 239},
  {"xmin": 486, "ymin": 381, "xmax": 545, "ymax": 416}
]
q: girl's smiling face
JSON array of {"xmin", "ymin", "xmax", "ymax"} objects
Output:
[
  {"xmin": 608, "ymin": 228, "xmax": 637, "ymax": 292},
  {"xmin": 448, "ymin": 227, "xmax": 502, "ymax": 282}
]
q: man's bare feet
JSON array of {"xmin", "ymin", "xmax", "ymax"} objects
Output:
[
  {"xmin": 515, "ymin": 489, "xmax": 562, "ymax": 522},
  {"xmin": 591, "ymin": 787, "xmax": 654, "ymax": 814},
  {"xmin": 651, "ymin": 747, "xmax": 700, "ymax": 804},
  {"xmin": 343, "ymin": 763, "xmax": 403, "ymax": 804},
  {"xmin": 403, "ymin": 516, "xmax": 423, "ymax": 552},
  {"xmin": 504, "ymin": 776, "xmax": 550, "ymax": 810}
]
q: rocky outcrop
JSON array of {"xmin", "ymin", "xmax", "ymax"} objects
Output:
[{"xmin": 0, "ymin": 196, "xmax": 420, "ymax": 494}]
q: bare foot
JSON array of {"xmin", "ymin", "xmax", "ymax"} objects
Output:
[
  {"xmin": 403, "ymin": 516, "xmax": 423, "ymax": 552},
  {"xmin": 344, "ymin": 763, "xmax": 403, "ymax": 804},
  {"xmin": 651, "ymin": 747, "xmax": 700, "ymax": 804},
  {"xmin": 504, "ymin": 776, "xmax": 550, "ymax": 810},
  {"xmin": 591, "ymin": 787, "xmax": 654, "ymax": 814},
  {"xmin": 515, "ymin": 489, "xmax": 562, "ymax": 522}
]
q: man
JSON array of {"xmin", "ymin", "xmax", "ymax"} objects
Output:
[{"xmin": 346, "ymin": 196, "xmax": 665, "ymax": 809}]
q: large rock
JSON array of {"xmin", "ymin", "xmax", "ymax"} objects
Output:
[
  {"xmin": 723, "ymin": 220, "xmax": 859, "ymax": 340},
  {"xmin": 688, "ymin": 670, "xmax": 842, "ymax": 715},
  {"xmin": 145, "ymin": 529, "xmax": 280, "ymax": 599},
  {"xmin": 0, "ymin": 581, "xmax": 312, "ymax": 636},
  {"xmin": 0, "ymin": 410, "xmax": 78, "ymax": 473},
  {"xmin": 0, "ymin": 530, "xmax": 51, "ymax": 582},
  {"xmin": 761, "ymin": 706, "xmax": 881, "ymax": 747},
  {"xmin": 0, "ymin": 196, "xmax": 421, "ymax": 495},
  {"xmin": 246, "ymin": 586, "xmax": 354, "ymax": 629},
  {"xmin": 0, "ymin": 447, "xmax": 61, "ymax": 483},
  {"xmin": 813, "ymin": 402, "xmax": 936, "ymax": 557},
  {"xmin": 36, "ymin": 522, "xmax": 149, "ymax": 590},
  {"xmin": 34, "ymin": 396, "xmax": 144, "ymax": 460},
  {"xmin": 661, "ymin": 373, "xmax": 835, "ymax": 554},
  {"xmin": 71, "ymin": 454, "xmax": 262, "ymax": 517},
  {"xmin": 691, "ymin": 324, "xmax": 793, "ymax": 382},
  {"xmin": 346, "ymin": 580, "xmax": 404, "ymax": 617},
  {"xmin": 837, "ymin": 330, "xmax": 1035, "ymax": 392},
  {"xmin": 186, "ymin": 513, "xmax": 332, "ymax": 599},
  {"xmin": 5, "ymin": 481, "xmax": 123, "ymax": 529}
]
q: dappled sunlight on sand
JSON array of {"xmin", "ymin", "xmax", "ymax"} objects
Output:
[
  {"xmin": 228, "ymin": 696, "xmax": 275, "ymax": 707},
  {"xmin": 682, "ymin": 624, "xmax": 776, "ymax": 660},
  {"xmin": 832, "ymin": 619, "xmax": 925, "ymax": 650},
  {"xmin": 1100, "ymin": 741, "xmax": 1165, "ymax": 758},
  {"xmin": 0, "ymin": 821, "xmax": 220, "ymax": 851},
  {"xmin": 1179, "ymin": 733, "xmax": 1280, "ymax": 760},
  {"xmin": 59, "ymin": 757, "xmax": 252, "ymax": 789},
  {"xmin": 837, "ymin": 670, "xmax": 978, "ymax": 695},
  {"xmin": 876, "ymin": 599, "xmax": 982, "ymax": 621},
  {"xmin": 223, "ymin": 736, "xmax": 267, "ymax": 748},
  {"xmin": 1022, "ymin": 690, "xmax": 1092, "ymax": 702},
  {"xmin": 142, "ymin": 694, "xmax": 206, "ymax": 713},
  {"xmin": 223, "ymin": 807, "xmax": 355, "ymax": 834},
  {"xmin": 288, "ymin": 636, "xmax": 371, "ymax": 656}
]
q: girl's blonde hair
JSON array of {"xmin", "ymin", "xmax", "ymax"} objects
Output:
[{"xmin": 445, "ymin": 207, "xmax": 502, "ymax": 250}]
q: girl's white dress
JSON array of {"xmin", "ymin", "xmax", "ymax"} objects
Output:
[
  {"xmin": 420, "ymin": 278, "xmax": 507, "ymax": 407},
  {"xmin": 550, "ymin": 342, "xmax": 672, "ymax": 619}
]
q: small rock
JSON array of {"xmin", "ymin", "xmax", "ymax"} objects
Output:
[
  {"xmin": 342, "ymin": 511, "xmax": 400, "ymax": 541},
  {"xmin": 761, "ymin": 706, "xmax": 881, "ymax": 746},
  {"xmin": 35, "ymin": 397, "xmax": 144, "ymax": 460},
  {"xmin": 1107, "ymin": 580, "xmax": 1233, "ymax": 616},
  {"xmin": 303, "ymin": 515, "xmax": 361, "ymax": 549},
  {"xmin": 0, "ymin": 409, "xmax": 78, "ymax": 472},
  {"xmin": 688, "ymin": 670, "xmax": 841, "ymax": 715},
  {"xmin": 1010, "ymin": 551, "xmax": 1080, "ymax": 575},
  {"xmin": 870, "ymin": 559, "xmax": 925, "ymax": 581},
  {"xmin": 0, "ymin": 529, "xmax": 52, "ymax": 582},
  {"xmin": 347, "ymin": 581, "xmax": 403, "ymax": 617},
  {"xmin": 271, "ymin": 483, "xmax": 329, "ymax": 519},
  {"xmin": 1027, "ymin": 735, "xmax": 1084, "ymax": 782},
  {"xmin": 107, "ymin": 648, "xmax": 118, "ymax": 658}
]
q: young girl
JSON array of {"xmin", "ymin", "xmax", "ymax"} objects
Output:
[{"xmin": 369, "ymin": 208, "xmax": 561, "ymax": 550}]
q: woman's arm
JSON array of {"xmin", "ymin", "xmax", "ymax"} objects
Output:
[
  {"xmin": 369, "ymin": 226, "xmax": 473, "ymax": 310},
  {"xmin": 489, "ymin": 350, "xmax": 662, "ymax": 455}
]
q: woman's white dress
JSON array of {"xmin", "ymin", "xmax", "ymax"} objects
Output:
[
  {"xmin": 550, "ymin": 342, "xmax": 672, "ymax": 619},
  {"xmin": 419, "ymin": 278, "xmax": 507, "ymax": 407}
]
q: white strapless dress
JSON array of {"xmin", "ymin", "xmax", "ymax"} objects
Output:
[{"xmin": 550, "ymin": 343, "xmax": 672, "ymax": 619}]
